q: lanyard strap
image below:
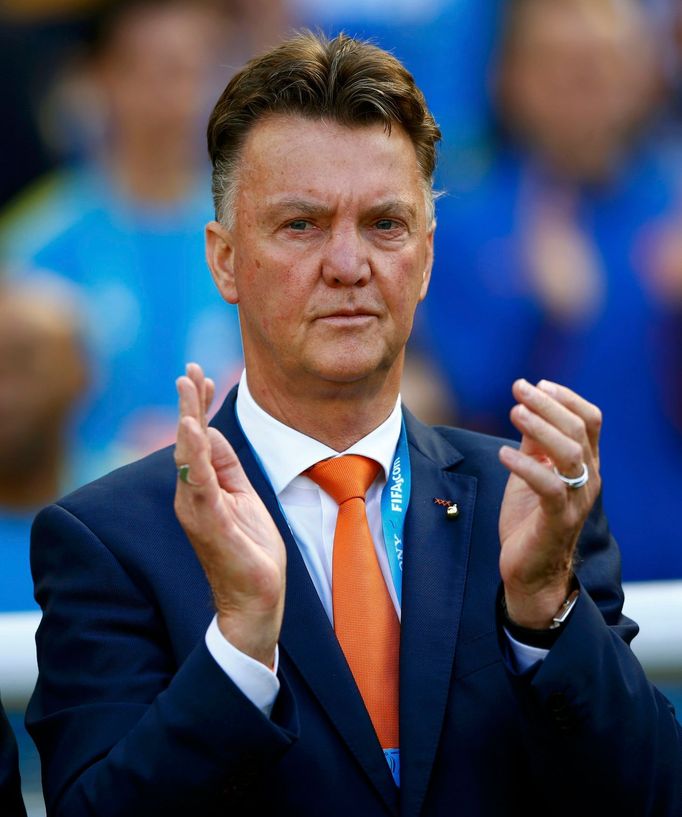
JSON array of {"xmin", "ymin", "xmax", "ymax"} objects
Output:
[{"xmin": 380, "ymin": 419, "xmax": 410, "ymax": 608}]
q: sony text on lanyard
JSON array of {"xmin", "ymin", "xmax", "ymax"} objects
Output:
[{"xmin": 379, "ymin": 420, "xmax": 411, "ymax": 787}]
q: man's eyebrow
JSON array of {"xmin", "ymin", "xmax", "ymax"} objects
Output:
[
  {"xmin": 262, "ymin": 199, "xmax": 332, "ymax": 219},
  {"xmin": 363, "ymin": 200, "xmax": 418, "ymax": 221},
  {"xmin": 261, "ymin": 198, "xmax": 419, "ymax": 221}
]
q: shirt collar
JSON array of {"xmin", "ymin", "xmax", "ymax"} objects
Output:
[{"xmin": 235, "ymin": 370, "xmax": 402, "ymax": 496}]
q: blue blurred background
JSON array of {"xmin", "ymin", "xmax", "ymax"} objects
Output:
[{"xmin": 0, "ymin": 1, "xmax": 680, "ymax": 813}]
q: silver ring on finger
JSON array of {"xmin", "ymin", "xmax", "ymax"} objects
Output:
[
  {"xmin": 177, "ymin": 464, "xmax": 199, "ymax": 486},
  {"xmin": 553, "ymin": 462, "xmax": 589, "ymax": 489}
]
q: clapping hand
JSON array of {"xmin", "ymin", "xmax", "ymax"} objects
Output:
[
  {"xmin": 498, "ymin": 379, "xmax": 602, "ymax": 628},
  {"xmin": 173, "ymin": 363, "xmax": 286, "ymax": 667}
]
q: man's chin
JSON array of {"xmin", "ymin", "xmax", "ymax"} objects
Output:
[{"xmin": 304, "ymin": 353, "xmax": 398, "ymax": 389}]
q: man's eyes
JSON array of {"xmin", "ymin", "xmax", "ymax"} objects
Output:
[
  {"xmin": 374, "ymin": 219, "xmax": 401, "ymax": 231},
  {"xmin": 282, "ymin": 217, "xmax": 405, "ymax": 233},
  {"xmin": 287, "ymin": 219, "xmax": 312, "ymax": 231}
]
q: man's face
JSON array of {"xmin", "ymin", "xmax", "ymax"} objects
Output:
[
  {"xmin": 98, "ymin": 5, "xmax": 219, "ymax": 144},
  {"xmin": 207, "ymin": 115, "xmax": 433, "ymax": 400}
]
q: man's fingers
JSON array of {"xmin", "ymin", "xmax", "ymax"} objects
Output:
[
  {"xmin": 177, "ymin": 374, "xmax": 202, "ymax": 424},
  {"xmin": 207, "ymin": 427, "xmax": 255, "ymax": 495},
  {"xmin": 174, "ymin": 415, "xmax": 215, "ymax": 489},
  {"xmin": 512, "ymin": 379, "xmax": 588, "ymax": 444},
  {"xmin": 536, "ymin": 379, "xmax": 602, "ymax": 451},
  {"xmin": 511, "ymin": 378, "xmax": 601, "ymax": 465},
  {"xmin": 175, "ymin": 363, "xmax": 252, "ymax": 499},
  {"xmin": 501, "ymin": 374, "xmax": 602, "ymax": 509},
  {"xmin": 181, "ymin": 363, "xmax": 215, "ymax": 431},
  {"xmin": 510, "ymin": 403, "xmax": 586, "ymax": 479},
  {"xmin": 499, "ymin": 445, "xmax": 566, "ymax": 513},
  {"xmin": 204, "ymin": 378, "xmax": 216, "ymax": 421}
]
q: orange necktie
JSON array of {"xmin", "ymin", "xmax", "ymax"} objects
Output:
[{"xmin": 305, "ymin": 455, "xmax": 400, "ymax": 750}]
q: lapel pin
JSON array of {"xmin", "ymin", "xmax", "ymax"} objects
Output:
[{"xmin": 433, "ymin": 497, "xmax": 459, "ymax": 519}]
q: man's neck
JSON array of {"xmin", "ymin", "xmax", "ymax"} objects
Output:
[{"xmin": 245, "ymin": 371, "xmax": 401, "ymax": 452}]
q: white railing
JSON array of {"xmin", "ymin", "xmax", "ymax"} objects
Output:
[
  {"xmin": 1, "ymin": 581, "xmax": 681, "ymax": 708},
  {"xmin": 621, "ymin": 581, "xmax": 682, "ymax": 678},
  {"xmin": 0, "ymin": 611, "xmax": 40, "ymax": 708}
]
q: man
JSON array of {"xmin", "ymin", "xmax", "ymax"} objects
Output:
[
  {"xmin": 0, "ymin": 696, "xmax": 26, "ymax": 817},
  {"xmin": 27, "ymin": 32, "xmax": 681, "ymax": 816}
]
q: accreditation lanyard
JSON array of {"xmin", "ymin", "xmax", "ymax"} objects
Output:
[
  {"xmin": 379, "ymin": 419, "xmax": 410, "ymax": 607},
  {"xmin": 379, "ymin": 420, "xmax": 411, "ymax": 788}
]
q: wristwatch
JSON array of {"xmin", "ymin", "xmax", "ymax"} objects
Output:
[
  {"xmin": 501, "ymin": 584, "xmax": 580, "ymax": 649},
  {"xmin": 549, "ymin": 588, "xmax": 580, "ymax": 629}
]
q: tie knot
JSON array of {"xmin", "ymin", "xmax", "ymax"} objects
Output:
[{"xmin": 305, "ymin": 455, "xmax": 381, "ymax": 505}]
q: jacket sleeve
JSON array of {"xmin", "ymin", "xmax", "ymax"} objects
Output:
[
  {"xmin": 500, "ymin": 498, "xmax": 682, "ymax": 816},
  {"xmin": 27, "ymin": 503, "xmax": 299, "ymax": 817}
]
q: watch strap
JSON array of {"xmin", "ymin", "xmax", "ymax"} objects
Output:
[{"xmin": 500, "ymin": 583, "xmax": 580, "ymax": 649}]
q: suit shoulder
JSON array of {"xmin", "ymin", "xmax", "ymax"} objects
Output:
[
  {"xmin": 410, "ymin": 413, "xmax": 517, "ymax": 472},
  {"xmin": 51, "ymin": 446, "xmax": 177, "ymax": 531},
  {"xmin": 63, "ymin": 445, "xmax": 175, "ymax": 500},
  {"xmin": 433, "ymin": 424, "xmax": 517, "ymax": 458}
]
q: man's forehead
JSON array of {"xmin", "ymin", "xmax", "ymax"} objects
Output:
[
  {"xmin": 245, "ymin": 112, "xmax": 386, "ymax": 138},
  {"xmin": 236, "ymin": 114, "xmax": 423, "ymax": 201},
  {"xmin": 240, "ymin": 113, "xmax": 416, "ymax": 165}
]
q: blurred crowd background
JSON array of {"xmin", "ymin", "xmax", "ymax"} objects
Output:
[
  {"xmin": 3, "ymin": 0, "xmax": 681, "ymax": 603},
  {"xmin": 2, "ymin": 0, "xmax": 682, "ymax": 584},
  {"xmin": 1, "ymin": 0, "xmax": 681, "ymax": 812}
]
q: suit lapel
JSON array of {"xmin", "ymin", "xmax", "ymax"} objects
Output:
[
  {"xmin": 210, "ymin": 394, "xmax": 478, "ymax": 816},
  {"xmin": 399, "ymin": 412, "xmax": 477, "ymax": 817},
  {"xmin": 279, "ymin": 546, "xmax": 400, "ymax": 814},
  {"xmin": 212, "ymin": 390, "xmax": 400, "ymax": 814}
]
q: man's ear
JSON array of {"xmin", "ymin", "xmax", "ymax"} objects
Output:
[
  {"xmin": 205, "ymin": 220, "xmax": 238, "ymax": 304},
  {"xmin": 418, "ymin": 222, "xmax": 435, "ymax": 302}
]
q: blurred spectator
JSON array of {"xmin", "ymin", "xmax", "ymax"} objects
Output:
[
  {"xmin": 292, "ymin": 0, "xmax": 504, "ymax": 189},
  {"xmin": 420, "ymin": 0, "xmax": 682, "ymax": 581},
  {"xmin": 0, "ymin": 0, "xmax": 286, "ymax": 209},
  {"xmin": 0, "ymin": 276, "xmax": 88, "ymax": 612},
  {"xmin": 648, "ymin": 0, "xmax": 682, "ymax": 153},
  {"xmin": 400, "ymin": 350, "xmax": 458, "ymax": 427},
  {"xmin": 0, "ymin": 1, "xmax": 103, "ymax": 207},
  {"xmin": 0, "ymin": 0, "xmax": 249, "ymax": 484}
]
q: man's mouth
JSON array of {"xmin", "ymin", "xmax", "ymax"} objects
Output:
[
  {"xmin": 317, "ymin": 307, "xmax": 378, "ymax": 319},
  {"xmin": 316, "ymin": 311, "xmax": 378, "ymax": 328}
]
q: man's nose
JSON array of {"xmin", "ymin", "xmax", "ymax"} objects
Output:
[{"xmin": 320, "ymin": 228, "xmax": 371, "ymax": 287}]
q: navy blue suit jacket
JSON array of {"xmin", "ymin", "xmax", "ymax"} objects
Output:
[
  {"xmin": 0, "ymin": 696, "xmax": 26, "ymax": 817},
  {"xmin": 27, "ymin": 388, "xmax": 682, "ymax": 816}
]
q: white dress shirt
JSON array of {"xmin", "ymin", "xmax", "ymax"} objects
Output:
[{"xmin": 205, "ymin": 372, "xmax": 547, "ymax": 716}]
